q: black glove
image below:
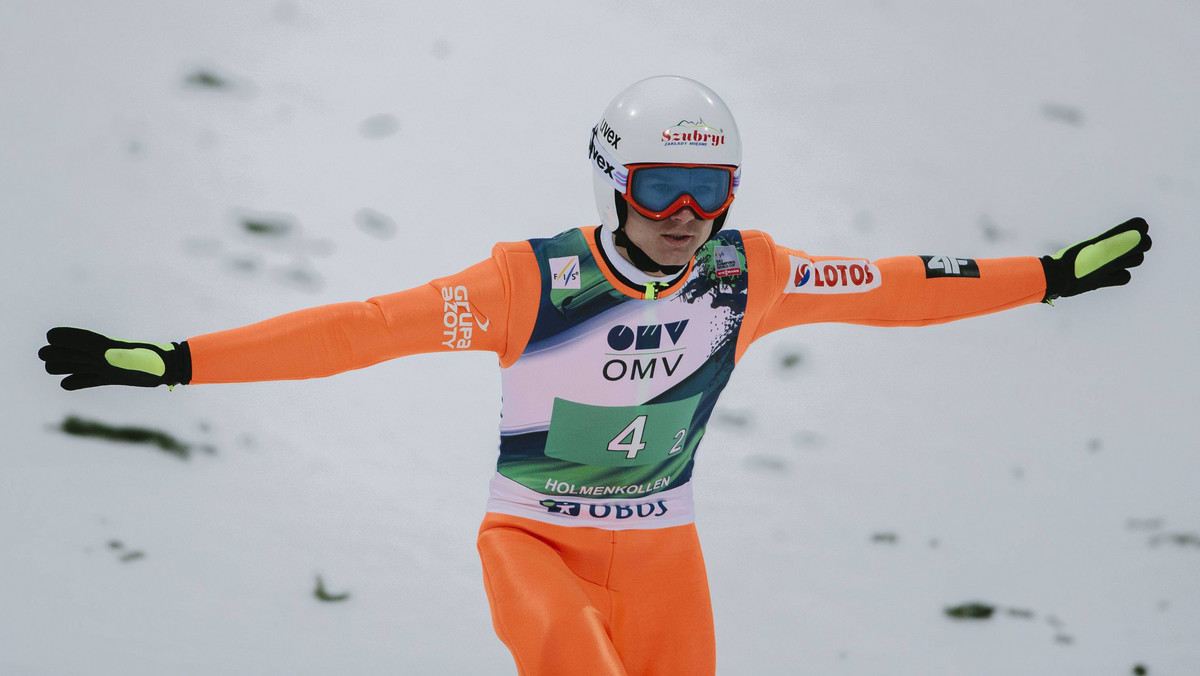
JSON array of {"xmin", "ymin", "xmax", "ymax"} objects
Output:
[
  {"xmin": 1040, "ymin": 217, "xmax": 1151, "ymax": 302},
  {"xmin": 39, "ymin": 327, "xmax": 192, "ymax": 390}
]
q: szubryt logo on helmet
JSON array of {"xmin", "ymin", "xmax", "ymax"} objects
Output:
[{"xmin": 661, "ymin": 118, "xmax": 727, "ymax": 147}]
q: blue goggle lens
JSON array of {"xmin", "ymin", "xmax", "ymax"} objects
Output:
[{"xmin": 629, "ymin": 166, "xmax": 731, "ymax": 214}]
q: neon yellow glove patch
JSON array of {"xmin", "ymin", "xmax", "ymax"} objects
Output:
[
  {"xmin": 104, "ymin": 348, "xmax": 167, "ymax": 377},
  {"xmin": 1054, "ymin": 230, "xmax": 1143, "ymax": 279}
]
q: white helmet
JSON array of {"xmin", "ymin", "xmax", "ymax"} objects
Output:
[{"xmin": 590, "ymin": 75, "xmax": 742, "ymax": 232}]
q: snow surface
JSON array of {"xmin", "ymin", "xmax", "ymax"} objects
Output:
[{"xmin": 2, "ymin": 1, "xmax": 1198, "ymax": 674}]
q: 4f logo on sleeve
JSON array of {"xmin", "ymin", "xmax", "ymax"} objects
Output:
[
  {"xmin": 920, "ymin": 256, "xmax": 980, "ymax": 278},
  {"xmin": 549, "ymin": 256, "xmax": 581, "ymax": 289}
]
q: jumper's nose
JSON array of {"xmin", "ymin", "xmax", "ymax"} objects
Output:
[{"xmin": 667, "ymin": 206, "xmax": 698, "ymax": 223}]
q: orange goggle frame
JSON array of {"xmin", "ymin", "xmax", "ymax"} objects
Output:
[{"xmin": 621, "ymin": 163, "xmax": 740, "ymax": 221}]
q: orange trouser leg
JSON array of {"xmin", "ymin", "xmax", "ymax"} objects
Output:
[
  {"xmin": 608, "ymin": 525, "xmax": 716, "ymax": 675},
  {"xmin": 477, "ymin": 513, "xmax": 716, "ymax": 676},
  {"xmin": 477, "ymin": 516, "xmax": 626, "ymax": 676}
]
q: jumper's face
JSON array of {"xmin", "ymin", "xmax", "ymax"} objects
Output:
[{"xmin": 619, "ymin": 207, "xmax": 714, "ymax": 274}]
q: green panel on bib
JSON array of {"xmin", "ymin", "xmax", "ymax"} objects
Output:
[{"xmin": 545, "ymin": 394, "xmax": 703, "ymax": 468}]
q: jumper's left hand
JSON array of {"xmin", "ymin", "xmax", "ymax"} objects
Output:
[{"xmin": 1041, "ymin": 217, "xmax": 1151, "ymax": 302}]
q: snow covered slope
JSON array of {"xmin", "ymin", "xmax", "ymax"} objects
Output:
[{"xmin": 2, "ymin": 1, "xmax": 1197, "ymax": 674}]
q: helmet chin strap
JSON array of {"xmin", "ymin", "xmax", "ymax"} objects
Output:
[
  {"xmin": 613, "ymin": 195, "xmax": 684, "ymax": 275},
  {"xmin": 613, "ymin": 224, "xmax": 685, "ymax": 276}
]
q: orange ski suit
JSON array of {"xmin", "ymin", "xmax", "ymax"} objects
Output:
[{"xmin": 186, "ymin": 226, "xmax": 1046, "ymax": 675}]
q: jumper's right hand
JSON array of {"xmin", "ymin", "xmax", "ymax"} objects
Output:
[{"xmin": 38, "ymin": 327, "xmax": 191, "ymax": 390}]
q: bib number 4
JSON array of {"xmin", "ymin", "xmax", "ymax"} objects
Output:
[
  {"xmin": 544, "ymin": 394, "xmax": 701, "ymax": 468},
  {"xmin": 608, "ymin": 415, "xmax": 686, "ymax": 460}
]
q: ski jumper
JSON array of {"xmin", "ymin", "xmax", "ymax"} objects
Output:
[{"xmin": 186, "ymin": 226, "xmax": 1046, "ymax": 675}]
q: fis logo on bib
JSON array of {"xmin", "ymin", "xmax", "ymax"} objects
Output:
[
  {"xmin": 920, "ymin": 255, "xmax": 980, "ymax": 278},
  {"xmin": 549, "ymin": 256, "xmax": 581, "ymax": 289},
  {"xmin": 786, "ymin": 256, "xmax": 881, "ymax": 294}
]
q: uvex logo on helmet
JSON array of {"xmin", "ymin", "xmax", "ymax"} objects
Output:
[
  {"xmin": 786, "ymin": 257, "xmax": 882, "ymax": 294},
  {"xmin": 661, "ymin": 118, "xmax": 726, "ymax": 147},
  {"xmin": 597, "ymin": 119, "xmax": 622, "ymax": 149}
]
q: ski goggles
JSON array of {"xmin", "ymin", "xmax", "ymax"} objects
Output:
[
  {"xmin": 622, "ymin": 164, "xmax": 740, "ymax": 220},
  {"xmin": 590, "ymin": 128, "xmax": 740, "ymax": 220}
]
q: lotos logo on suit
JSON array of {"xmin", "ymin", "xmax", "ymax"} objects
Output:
[{"xmin": 786, "ymin": 256, "xmax": 881, "ymax": 294}]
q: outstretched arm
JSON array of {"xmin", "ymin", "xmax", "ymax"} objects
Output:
[
  {"xmin": 39, "ymin": 242, "xmax": 540, "ymax": 389},
  {"xmin": 739, "ymin": 218, "xmax": 1151, "ymax": 350},
  {"xmin": 185, "ymin": 282, "xmax": 482, "ymax": 384}
]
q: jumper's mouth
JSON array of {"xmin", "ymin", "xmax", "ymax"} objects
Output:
[{"xmin": 661, "ymin": 232, "xmax": 697, "ymax": 247}]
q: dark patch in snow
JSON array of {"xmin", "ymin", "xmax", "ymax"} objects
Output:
[
  {"xmin": 978, "ymin": 214, "xmax": 1011, "ymax": 243},
  {"xmin": 1041, "ymin": 103, "xmax": 1086, "ymax": 127},
  {"xmin": 199, "ymin": 211, "xmax": 337, "ymax": 292},
  {"xmin": 356, "ymin": 208, "xmax": 398, "ymax": 239},
  {"xmin": 107, "ymin": 540, "xmax": 146, "ymax": 563},
  {"xmin": 1126, "ymin": 517, "xmax": 1164, "ymax": 531},
  {"xmin": 241, "ymin": 216, "xmax": 294, "ymax": 238},
  {"xmin": 945, "ymin": 602, "xmax": 995, "ymax": 619},
  {"xmin": 1148, "ymin": 532, "xmax": 1200, "ymax": 548},
  {"xmin": 744, "ymin": 454, "xmax": 786, "ymax": 473},
  {"xmin": 871, "ymin": 532, "xmax": 898, "ymax": 545},
  {"xmin": 360, "ymin": 114, "xmax": 400, "ymax": 139},
  {"xmin": 225, "ymin": 253, "xmax": 263, "ymax": 275},
  {"xmin": 181, "ymin": 67, "xmax": 256, "ymax": 97},
  {"xmin": 235, "ymin": 212, "xmax": 334, "ymax": 255},
  {"xmin": 314, "ymin": 575, "xmax": 351, "ymax": 602},
  {"xmin": 184, "ymin": 69, "xmax": 232, "ymax": 90},
  {"xmin": 58, "ymin": 415, "xmax": 193, "ymax": 460},
  {"xmin": 776, "ymin": 347, "xmax": 804, "ymax": 371},
  {"xmin": 946, "ymin": 602, "xmax": 1044, "ymax": 626},
  {"xmin": 713, "ymin": 409, "xmax": 752, "ymax": 428},
  {"xmin": 790, "ymin": 430, "xmax": 823, "ymax": 448},
  {"xmin": 274, "ymin": 264, "xmax": 324, "ymax": 293}
]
